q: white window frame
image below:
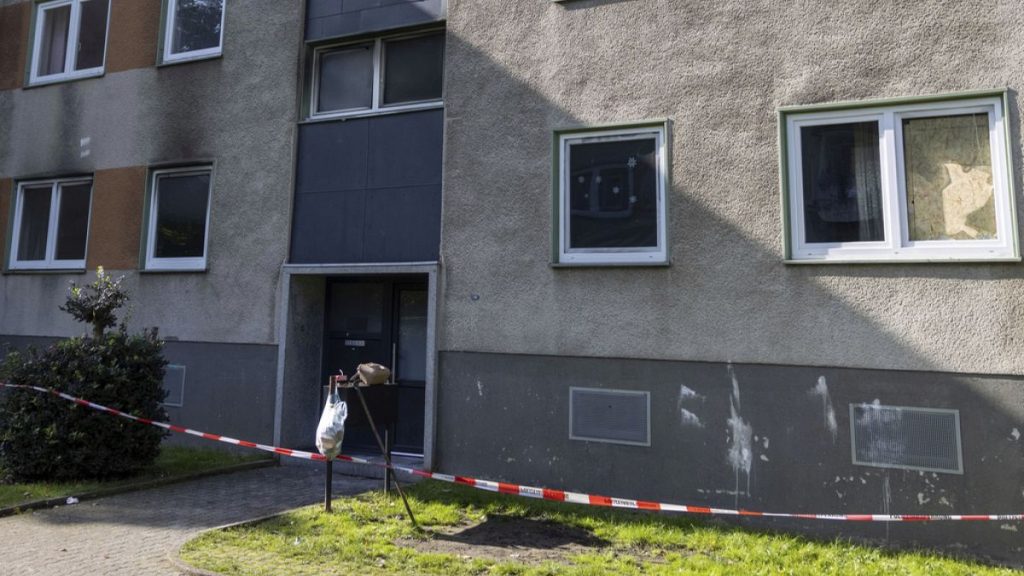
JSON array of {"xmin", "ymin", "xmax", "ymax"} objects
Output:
[
  {"xmin": 9, "ymin": 177, "xmax": 93, "ymax": 271},
  {"xmin": 29, "ymin": 0, "xmax": 111, "ymax": 86},
  {"xmin": 309, "ymin": 29, "xmax": 445, "ymax": 121},
  {"xmin": 556, "ymin": 126, "xmax": 669, "ymax": 265},
  {"xmin": 785, "ymin": 96, "xmax": 1016, "ymax": 262},
  {"xmin": 162, "ymin": 0, "xmax": 227, "ymax": 64},
  {"xmin": 145, "ymin": 167, "xmax": 213, "ymax": 271}
]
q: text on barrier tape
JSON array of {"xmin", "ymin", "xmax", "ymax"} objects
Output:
[{"xmin": 2, "ymin": 382, "xmax": 1022, "ymax": 523}]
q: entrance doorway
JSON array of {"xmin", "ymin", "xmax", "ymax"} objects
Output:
[{"xmin": 323, "ymin": 277, "xmax": 428, "ymax": 456}]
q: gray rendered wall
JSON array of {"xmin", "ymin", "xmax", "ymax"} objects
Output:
[
  {"xmin": 291, "ymin": 109, "xmax": 443, "ymax": 264},
  {"xmin": 0, "ymin": 0, "xmax": 302, "ymax": 346},
  {"xmin": 437, "ymin": 351, "xmax": 1024, "ymax": 565},
  {"xmin": 307, "ymin": 0, "xmax": 446, "ymax": 42},
  {"xmin": 439, "ymin": 0, "xmax": 1024, "ymax": 377}
]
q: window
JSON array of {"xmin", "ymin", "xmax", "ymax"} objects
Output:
[
  {"xmin": 145, "ymin": 167, "xmax": 212, "ymax": 271},
  {"xmin": 782, "ymin": 93, "xmax": 1017, "ymax": 262},
  {"xmin": 29, "ymin": 0, "xmax": 110, "ymax": 85},
  {"xmin": 9, "ymin": 178, "xmax": 92, "ymax": 270},
  {"xmin": 555, "ymin": 123, "xmax": 669, "ymax": 265},
  {"xmin": 163, "ymin": 0, "xmax": 226, "ymax": 63},
  {"xmin": 311, "ymin": 30, "xmax": 444, "ymax": 118}
]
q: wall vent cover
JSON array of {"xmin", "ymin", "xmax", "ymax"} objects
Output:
[
  {"xmin": 570, "ymin": 387, "xmax": 650, "ymax": 446},
  {"xmin": 850, "ymin": 404, "xmax": 962, "ymax": 474},
  {"xmin": 162, "ymin": 365, "xmax": 186, "ymax": 407}
]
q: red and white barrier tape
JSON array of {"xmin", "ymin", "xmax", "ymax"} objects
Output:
[{"xmin": 3, "ymin": 382, "xmax": 1022, "ymax": 523}]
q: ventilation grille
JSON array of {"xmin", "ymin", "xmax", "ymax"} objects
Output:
[
  {"xmin": 163, "ymin": 365, "xmax": 186, "ymax": 407},
  {"xmin": 570, "ymin": 387, "xmax": 650, "ymax": 446},
  {"xmin": 850, "ymin": 404, "xmax": 962, "ymax": 474}
]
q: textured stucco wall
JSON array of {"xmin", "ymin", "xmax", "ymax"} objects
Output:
[
  {"xmin": 440, "ymin": 0, "xmax": 1024, "ymax": 376},
  {"xmin": 0, "ymin": 0, "xmax": 303, "ymax": 345}
]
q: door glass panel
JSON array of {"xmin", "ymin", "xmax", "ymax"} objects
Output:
[
  {"xmin": 382, "ymin": 33, "xmax": 444, "ymax": 105},
  {"xmin": 38, "ymin": 5, "xmax": 71, "ymax": 77},
  {"xmin": 328, "ymin": 283, "xmax": 384, "ymax": 334},
  {"xmin": 800, "ymin": 121, "xmax": 884, "ymax": 243},
  {"xmin": 397, "ymin": 290, "xmax": 427, "ymax": 382},
  {"xmin": 317, "ymin": 44, "xmax": 373, "ymax": 113},
  {"xmin": 17, "ymin": 186, "xmax": 53, "ymax": 261},
  {"xmin": 75, "ymin": 0, "xmax": 109, "ymax": 70},
  {"xmin": 55, "ymin": 182, "xmax": 91, "ymax": 261},
  {"xmin": 903, "ymin": 113, "xmax": 996, "ymax": 241}
]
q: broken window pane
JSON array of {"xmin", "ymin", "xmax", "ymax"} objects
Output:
[
  {"xmin": 903, "ymin": 113, "xmax": 996, "ymax": 241},
  {"xmin": 800, "ymin": 122, "xmax": 884, "ymax": 243}
]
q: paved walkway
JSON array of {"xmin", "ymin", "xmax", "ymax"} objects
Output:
[{"xmin": 1, "ymin": 462, "xmax": 381, "ymax": 576}]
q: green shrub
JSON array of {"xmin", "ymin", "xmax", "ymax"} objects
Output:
[{"xmin": 0, "ymin": 269, "xmax": 168, "ymax": 482}]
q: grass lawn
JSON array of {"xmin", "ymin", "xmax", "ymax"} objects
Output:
[
  {"xmin": 0, "ymin": 446, "xmax": 272, "ymax": 510},
  {"xmin": 180, "ymin": 481, "xmax": 1016, "ymax": 576}
]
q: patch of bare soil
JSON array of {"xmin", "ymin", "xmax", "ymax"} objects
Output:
[{"xmin": 397, "ymin": 515, "xmax": 611, "ymax": 565}]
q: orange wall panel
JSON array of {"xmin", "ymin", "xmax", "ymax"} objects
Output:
[
  {"xmin": 0, "ymin": 2, "xmax": 30, "ymax": 91},
  {"xmin": 106, "ymin": 0, "xmax": 162, "ymax": 73},
  {"xmin": 87, "ymin": 167, "xmax": 147, "ymax": 271}
]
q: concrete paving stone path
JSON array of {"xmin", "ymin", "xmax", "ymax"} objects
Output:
[{"xmin": 1, "ymin": 461, "xmax": 381, "ymax": 576}]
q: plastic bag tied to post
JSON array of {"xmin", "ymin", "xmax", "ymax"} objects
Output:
[{"xmin": 316, "ymin": 386, "xmax": 348, "ymax": 460}]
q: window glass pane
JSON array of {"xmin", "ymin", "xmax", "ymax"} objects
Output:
[
  {"xmin": 903, "ymin": 113, "xmax": 996, "ymax": 241},
  {"xmin": 170, "ymin": 0, "xmax": 224, "ymax": 54},
  {"xmin": 37, "ymin": 5, "xmax": 71, "ymax": 77},
  {"xmin": 800, "ymin": 122, "xmax": 884, "ymax": 243},
  {"xmin": 154, "ymin": 172, "xmax": 210, "ymax": 259},
  {"xmin": 74, "ymin": 0, "xmax": 109, "ymax": 70},
  {"xmin": 54, "ymin": 183, "xmax": 92, "ymax": 261},
  {"xmin": 568, "ymin": 136, "xmax": 659, "ymax": 249},
  {"xmin": 397, "ymin": 290, "xmax": 427, "ymax": 382},
  {"xmin": 317, "ymin": 45, "xmax": 373, "ymax": 112},
  {"xmin": 382, "ymin": 33, "xmax": 444, "ymax": 105},
  {"xmin": 17, "ymin": 186, "xmax": 53, "ymax": 261}
]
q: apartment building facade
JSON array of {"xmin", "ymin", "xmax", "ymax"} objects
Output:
[
  {"xmin": 0, "ymin": 0, "xmax": 303, "ymax": 447},
  {"xmin": 435, "ymin": 0, "xmax": 1024, "ymax": 564}
]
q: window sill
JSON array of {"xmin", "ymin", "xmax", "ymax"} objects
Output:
[
  {"xmin": 303, "ymin": 101, "xmax": 443, "ymax": 124},
  {"xmin": 25, "ymin": 69, "xmax": 105, "ymax": 89},
  {"xmin": 3, "ymin": 268, "xmax": 87, "ymax": 275},
  {"xmin": 157, "ymin": 52, "xmax": 223, "ymax": 68},
  {"xmin": 783, "ymin": 257, "xmax": 1022, "ymax": 265},
  {"xmin": 140, "ymin": 267, "xmax": 209, "ymax": 274},
  {"xmin": 551, "ymin": 260, "xmax": 671, "ymax": 269}
]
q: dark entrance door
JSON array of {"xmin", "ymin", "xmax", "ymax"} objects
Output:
[{"xmin": 323, "ymin": 277, "xmax": 427, "ymax": 455}]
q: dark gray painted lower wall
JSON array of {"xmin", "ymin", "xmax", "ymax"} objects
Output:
[
  {"xmin": 0, "ymin": 335, "xmax": 278, "ymax": 450},
  {"xmin": 306, "ymin": 0, "xmax": 445, "ymax": 41},
  {"xmin": 437, "ymin": 351, "xmax": 1024, "ymax": 566}
]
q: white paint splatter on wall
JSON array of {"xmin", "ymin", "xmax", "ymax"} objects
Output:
[
  {"xmin": 726, "ymin": 364, "xmax": 753, "ymax": 502},
  {"xmin": 678, "ymin": 384, "xmax": 705, "ymax": 428},
  {"xmin": 808, "ymin": 376, "xmax": 838, "ymax": 443},
  {"xmin": 1011, "ymin": 428, "xmax": 1020, "ymax": 441}
]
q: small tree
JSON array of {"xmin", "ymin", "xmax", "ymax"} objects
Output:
[{"xmin": 0, "ymin": 269, "xmax": 168, "ymax": 481}]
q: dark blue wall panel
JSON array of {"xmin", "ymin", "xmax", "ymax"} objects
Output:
[
  {"xmin": 306, "ymin": 0, "xmax": 445, "ymax": 42},
  {"xmin": 291, "ymin": 108, "xmax": 443, "ymax": 264}
]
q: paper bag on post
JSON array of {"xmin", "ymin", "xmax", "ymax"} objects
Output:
[{"xmin": 357, "ymin": 363, "xmax": 391, "ymax": 386}]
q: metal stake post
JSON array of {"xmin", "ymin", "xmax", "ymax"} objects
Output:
[{"xmin": 351, "ymin": 384, "xmax": 418, "ymax": 528}]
